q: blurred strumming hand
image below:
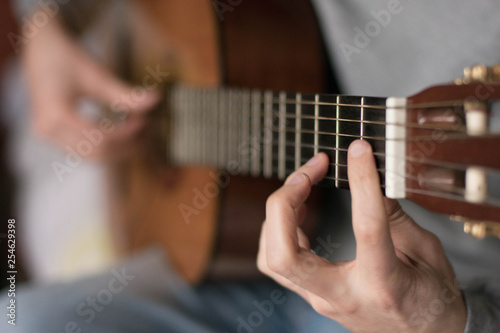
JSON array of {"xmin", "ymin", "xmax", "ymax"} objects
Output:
[{"xmin": 22, "ymin": 14, "xmax": 159, "ymax": 160}]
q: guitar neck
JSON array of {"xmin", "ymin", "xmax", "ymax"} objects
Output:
[{"xmin": 165, "ymin": 85, "xmax": 407, "ymax": 197}]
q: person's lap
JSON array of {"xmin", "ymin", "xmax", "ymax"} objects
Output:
[{"xmin": 0, "ymin": 248, "xmax": 348, "ymax": 333}]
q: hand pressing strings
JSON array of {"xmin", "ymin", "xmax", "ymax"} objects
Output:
[{"xmin": 257, "ymin": 140, "xmax": 466, "ymax": 333}]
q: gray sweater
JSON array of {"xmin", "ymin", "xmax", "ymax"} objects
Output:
[{"xmin": 313, "ymin": 1, "xmax": 500, "ymax": 331}]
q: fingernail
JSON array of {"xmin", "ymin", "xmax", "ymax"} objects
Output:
[
  {"xmin": 287, "ymin": 173, "xmax": 305, "ymax": 185},
  {"xmin": 306, "ymin": 154, "xmax": 321, "ymax": 166},
  {"xmin": 349, "ymin": 140, "xmax": 368, "ymax": 157}
]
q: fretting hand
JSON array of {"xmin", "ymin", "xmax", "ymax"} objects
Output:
[{"xmin": 257, "ymin": 140, "xmax": 466, "ymax": 333}]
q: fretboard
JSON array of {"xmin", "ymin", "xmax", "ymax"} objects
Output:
[{"xmin": 165, "ymin": 85, "xmax": 403, "ymax": 193}]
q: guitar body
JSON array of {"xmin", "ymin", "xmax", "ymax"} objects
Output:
[{"xmin": 108, "ymin": 0, "xmax": 332, "ymax": 283}]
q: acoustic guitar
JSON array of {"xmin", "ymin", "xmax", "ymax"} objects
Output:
[{"xmin": 103, "ymin": 0, "xmax": 500, "ymax": 285}]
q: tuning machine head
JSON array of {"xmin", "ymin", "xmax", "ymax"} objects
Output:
[
  {"xmin": 451, "ymin": 215, "xmax": 500, "ymax": 239},
  {"xmin": 454, "ymin": 64, "xmax": 500, "ymax": 85}
]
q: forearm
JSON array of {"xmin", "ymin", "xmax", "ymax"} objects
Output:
[{"xmin": 463, "ymin": 281, "xmax": 500, "ymax": 333}]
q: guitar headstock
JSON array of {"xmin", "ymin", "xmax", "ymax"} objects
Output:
[{"xmin": 402, "ymin": 64, "xmax": 500, "ymax": 239}]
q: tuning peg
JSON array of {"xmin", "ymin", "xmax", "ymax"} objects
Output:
[
  {"xmin": 494, "ymin": 65, "xmax": 500, "ymax": 81},
  {"xmin": 455, "ymin": 64, "xmax": 500, "ymax": 84},
  {"xmin": 451, "ymin": 216, "xmax": 500, "ymax": 239},
  {"xmin": 464, "ymin": 221, "xmax": 500, "ymax": 239}
]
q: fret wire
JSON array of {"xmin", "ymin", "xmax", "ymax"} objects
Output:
[
  {"xmin": 233, "ymin": 90, "xmax": 241, "ymax": 171},
  {"xmin": 182, "ymin": 88, "xmax": 188, "ymax": 164},
  {"xmin": 234, "ymin": 90, "xmax": 241, "ymax": 168},
  {"xmin": 192, "ymin": 88, "xmax": 198, "ymax": 164},
  {"xmin": 192, "ymin": 89, "xmax": 197, "ymax": 164},
  {"xmin": 241, "ymin": 90, "xmax": 250, "ymax": 175},
  {"xmin": 295, "ymin": 93, "xmax": 302, "ymax": 171},
  {"xmin": 264, "ymin": 91, "xmax": 273, "ymax": 178},
  {"xmin": 195, "ymin": 89, "xmax": 201, "ymax": 164},
  {"xmin": 178, "ymin": 87, "xmax": 182, "ymax": 163},
  {"xmin": 251, "ymin": 91, "xmax": 261, "ymax": 177},
  {"xmin": 335, "ymin": 95, "xmax": 340, "ymax": 188},
  {"xmin": 180, "ymin": 87, "xmax": 185, "ymax": 164},
  {"xmin": 192, "ymin": 88, "xmax": 198, "ymax": 163},
  {"xmin": 186, "ymin": 88, "xmax": 192, "ymax": 163},
  {"xmin": 207, "ymin": 89, "xmax": 213, "ymax": 165},
  {"xmin": 233, "ymin": 91, "xmax": 239, "ymax": 172},
  {"xmin": 204, "ymin": 89, "xmax": 209, "ymax": 165},
  {"xmin": 228, "ymin": 90, "xmax": 235, "ymax": 168},
  {"xmin": 174, "ymin": 89, "xmax": 185, "ymax": 164},
  {"xmin": 202, "ymin": 89, "xmax": 208, "ymax": 165},
  {"xmin": 184, "ymin": 88, "xmax": 190, "ymax": 164},
  {"xmin": 211, "ymin": 89, "xmax": 218, "ymax": 166},
  {"xmin": 224, "ymin": 89, "xmax": 230, "ymax": 168},
  {"xmin": 187, "ymin": 88, "xmax": 194, "ymax": 164},
  {"xmin": 314, "ymin": 94, "xmax": 319, "ymax": 155},
  {"xmin": 278, "ymin": 92, "xmax": 286, "ymax": 180},
  {"xmin": 217, "ymin": 89, "xmax": 224, "ymax": 167},
  {"xmin": 226, "ymin": 89, "xmax": 231, "ymax": 168},
  {"xmin": 224, "ymin": 90, "xmax": 229, "ymax": 168},
  {"xmin": 218, "ymin": 89, "xmax": 224, "ymax": 167},
  {"xmin": 360, "ymin": 97, "xmax": 365, "ymax": 140}
]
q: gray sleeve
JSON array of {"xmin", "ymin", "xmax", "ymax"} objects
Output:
[
  {"xmin": 463, "ymin": 281, "xmax": 500, "ymax": 333},
  {"xmin": 12, "ymin": 0, "xmax": 37, "ymax": 18}
]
